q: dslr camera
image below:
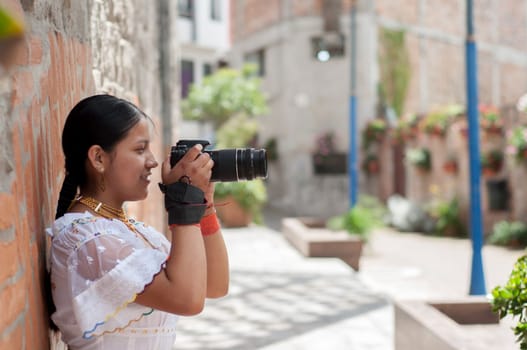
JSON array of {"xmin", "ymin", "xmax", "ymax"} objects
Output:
[{"xmin": 170, "ymin": 140, "xmax": 268, "ymax": 182}]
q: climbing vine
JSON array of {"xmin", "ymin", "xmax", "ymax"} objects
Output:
[{"xmin": 378, "ymin": 28, "xmax": 411, "ymax": 118}]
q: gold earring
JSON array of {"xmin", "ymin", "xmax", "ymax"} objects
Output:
[{"xmin": 99, "ymin": 173, "xmax": 106, "ymax": 192}]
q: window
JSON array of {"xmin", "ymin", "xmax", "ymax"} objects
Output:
[
  {"xmin": 178, "ymin": 0, "xmax": 193, "ymax": 18},
  {"xmin": 181, "ymin": 60, "xmax": 194, "ymax": 98},
  {"xmin": 203, "ymin": 63, "xmax": 213, "ymax": 77},
  {"xmin": 244, "ymin": 49, "xmax": 265, "ymax": 77},
  {"xmin": 311, "ymin": 33, "xmax": 345, "ymax": 62},
  {"xmin": 210, "ymin": 0, "xmax": 221, "ymax": 20}
]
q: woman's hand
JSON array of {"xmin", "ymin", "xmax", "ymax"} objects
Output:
[{"xmin": 162, "ymin": 144, "xmax": 214, "ymax": 193}]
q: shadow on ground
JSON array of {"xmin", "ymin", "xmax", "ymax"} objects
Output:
[{"xmin": 176, "ymin": 269, "xmax": 387, "ymax": 350}]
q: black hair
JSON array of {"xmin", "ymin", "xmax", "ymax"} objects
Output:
[{"xmin": 55, "ymin": 95, "xmax": 149, "ymax": 219}]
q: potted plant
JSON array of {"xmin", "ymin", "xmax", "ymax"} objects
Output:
[
  {"xmin": 362, "ymin": 118, "xmax": 388, "ymax": 149},
  {"xmin": 420, "ymin": 104, "xmax": 464, "ymax": 137},
  {"xmin": 506, "ymin": 126, "xmax": 527, "ymax": 164},
  {"xmin": 480, "ymin": 104, "xmax": 503, "ymax": 135},
  {"xmin": 181, "ymin": 64, "xmax": 269, "ymax": 227},
  {"xmin": 406, "ymin": 147, "xmax": 431, "ymax": 172},
  {"xmin": 491, "ymin": 255, "xmax": 527, "ymax": 348},
  {"xmin": 214, "ymin": 179, "xmax": 267, "ymax": 227},
  {"xmin": 488, "ymin": 221, "xmax": 527, "ymax": 248},
  {"xmin": 326, "ymin": 195, "xmax": 386, "ymax": 243},
  {"xmin": 312, "ymin": 131, "xmax": 347, "ymax": 175},
  {"xmin": 442, "ymin": 155, "xmax": 458, "ymax": 174},
  {"xmin": 425, "ymin": 198, "xmax": 466, "ymax": 237},
  {"xmin": 394, "ymin": 113, "xmax": 420, "ymax": 143},
  {"xmin": 481, "ymin": 149, "xmax": 504, "ymax": 176},
  {"xmin": 362, "ymin": 153, "xmax": 380, "ymax": 174}
]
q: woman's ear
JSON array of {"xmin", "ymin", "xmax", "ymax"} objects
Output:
[{"xmin": 86, "ymin": 145, "xmax": 107, "ymax": 172}]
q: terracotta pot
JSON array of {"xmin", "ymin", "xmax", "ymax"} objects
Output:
[
  {"xmin": 482, "ymin": 168, "xmax": 498, "ymax": 177},
  {"xmin": 215, "ymin": 196, "xmax": 253, "ymax": 228},
  {"xmin": 367, "ymin": 161, "xmax": 380, "ymax": 174}
]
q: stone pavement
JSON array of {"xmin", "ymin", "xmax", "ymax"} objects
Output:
[
  {"xmin": 175, "ymin": 225, "xmax": 391, "ymax": 350},
  {"xmin": 174, "ymin": 209, "xmax": 525, "ymax": 350}
]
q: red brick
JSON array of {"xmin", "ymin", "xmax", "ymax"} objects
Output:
[
  {"xmin": 10, "ymin": 69, "xmax": 34, "ymax": 108},
  {"xmin": 29, "ymin": 37, "xmax": 43, "ymax": 65},
  {"xmin": 0, "ymin": 320, "xmax": 23, "ymax": 350},
  {"xmin": 0, "ymin": 242, "xmax": 19, "ymax": 282},
  {"xmin": 0, "ymin": 193, "xmax": 16, "ymax": 231},
  {"xmin": 0, "ymin": 269, "xmax": 26, "ymax": 332}
]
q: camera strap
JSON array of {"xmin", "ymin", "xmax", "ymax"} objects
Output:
[{"xmin": 158, "ymin": 182, "xmax": 207, "ymax": 225}]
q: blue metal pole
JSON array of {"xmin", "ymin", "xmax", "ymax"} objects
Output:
[
  {"xmin": 349, "ymin": 2, "xmax": 358, "ymax": 208},
  {"xmin": 466, "ymin": 0, "xmax": 486, "ymax": 295}
]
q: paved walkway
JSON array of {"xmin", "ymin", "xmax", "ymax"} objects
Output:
[{"xmin": 174, "ymin": 209, "xmax": 524, "ymax": 350}]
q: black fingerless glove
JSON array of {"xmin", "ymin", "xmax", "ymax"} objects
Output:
[{"xmin": 158, "ymin": 182, "xmax": 207, "ymax": 225}]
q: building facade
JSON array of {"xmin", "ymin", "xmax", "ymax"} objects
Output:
[{"xmin": 228, "ymin": 0, "xmax": 527, "ymax": 218}]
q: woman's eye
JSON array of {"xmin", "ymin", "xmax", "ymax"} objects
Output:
[{"xmin": 136, "ymin": 148, "xmax": 145, "ymax": 154}]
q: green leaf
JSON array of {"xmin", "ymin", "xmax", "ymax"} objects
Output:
[{"xmin": 0, "ymin": 7, "xmax": 25, "ymax": 40}]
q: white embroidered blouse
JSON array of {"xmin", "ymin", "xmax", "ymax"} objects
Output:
[{"xmin": 47, "ymin": 212, "xmax": 179, "ymax": 350}]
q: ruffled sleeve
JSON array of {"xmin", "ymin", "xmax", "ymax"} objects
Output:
[{"xmin": 61, "ymin": 217, "xmax": 169, "ymax": 339}]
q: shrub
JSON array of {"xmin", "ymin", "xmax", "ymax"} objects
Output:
[
  {"xmin": 491, "ymin": 255, "xmax": 527, "ymax": 349},
  {"xmin": 326, "ymin": 196, "xmax": 386, "ymax": 241},
  {"xmin": 488, "ymin": 221, "xmax": 527, "ymax": 247}
]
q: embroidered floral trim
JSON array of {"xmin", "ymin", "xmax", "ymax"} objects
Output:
[{"xmin": 81, "ymin": 257, "xmax": 168, "ymax": 339}]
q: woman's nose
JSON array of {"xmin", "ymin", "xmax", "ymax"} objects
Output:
[{"xmin": 147, "ymin": 155, "xmax": 158, "ymax": 169}]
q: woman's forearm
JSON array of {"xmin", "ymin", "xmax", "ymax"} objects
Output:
[{"xmin": 203, "ymin": 229, "xmax": 229, "ymax": 298}]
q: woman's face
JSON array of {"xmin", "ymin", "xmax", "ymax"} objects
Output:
[{"xmin": 103, "ymin": 117, "xmax": 158, "ymax": 205}]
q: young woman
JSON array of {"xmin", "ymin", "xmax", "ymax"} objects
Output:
[{"xmin": 47, "ymin": 94, "xmax": 229, "ymax": 349}]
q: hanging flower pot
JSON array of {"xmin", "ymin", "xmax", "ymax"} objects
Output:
[
  {"xmin": 442, "ymin": 158, "xmax": 458, "ymax": 174},
  {"xmin": 406, "ymin": 147, "xmax": 431, "ymax": 173},
  {"xmin": 481, "ymin": 149, "xmax": 504, "ymax": 177},
  {"xmin": 362, "ymin": 154, "xmax": 380, "ymax": 175}
]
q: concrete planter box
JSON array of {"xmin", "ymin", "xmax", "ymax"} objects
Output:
[
  {"xmin": 281, "ymin": 217, "xmax": 363, "ymax": 270},
  {"xmin": 395, "ymin": 298, "xmax": 515, "ymax": 350}
]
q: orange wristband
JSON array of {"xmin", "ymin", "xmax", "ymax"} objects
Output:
[{"xmin": 200, "ymin": 212, "xmax": 220, "ymax": 236}]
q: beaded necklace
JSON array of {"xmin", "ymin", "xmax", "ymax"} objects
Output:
[{"xmin": 75, "ymin": 196, "xmax": 155, "ymax": 248}]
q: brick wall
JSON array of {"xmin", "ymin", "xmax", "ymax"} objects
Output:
[
  {"xmin": 0, "ymin": 1, "xmax": 94, "ymax": 348},
  {"xmin": 0, "ymin": 0, "xmax": 179, "ymax": 348}
]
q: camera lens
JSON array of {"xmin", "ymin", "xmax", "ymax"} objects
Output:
[{"xmin": 209, "ymin": 148, "xmax": 268, "ymax": 182}]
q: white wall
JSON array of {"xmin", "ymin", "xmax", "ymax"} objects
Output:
[{"xmin": 228, "ymin": 13, "xmax": 378, "ymax": 218}]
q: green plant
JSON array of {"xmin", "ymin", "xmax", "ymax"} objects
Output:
[
  {"xmin": 394, "ymin": 113, "xmax": 420, "ymax": 142},
  {"xmin": 488, "ymin": 221, "xmax": 527, "ymax": 247},
  {"xmin": 491, "ymin": 255, "xmax": 527, "ymax": 349},
  {"xmin": 181, "ymin": 64, "xmax": 268, "ymax": 129},
  {"xmin": 0, "ymin": 7, "xmax": 25, "ymax": 40},
  {"xmin": 406, "ymin": 147, "xmax": 431, "ymax": 171},
  {"xmin": 215, "ymin": 114, "xmax": 259, "ymax": 148},
  {"xmin": 362, "ymin": 119, "xmax": 388, "ymax": 149},
  {"xmin": 506, "ymin": 126, "xmax": 527, "ymax": 163},
  {"xmin": 326, "ymin": 196, "xmax": 386, "ymax": 241},
  {"xmin": 420, "ymin": 104, "xmax": 464, "ymax": 136},
  {"xmin": 182, "ymin": 64, "xmax": 269, "ymax": 224},
  {"xmin": 426, "ymin": 198, "xmax": 466, "ymax": 237},
  {"xmin": 479, "ymin": 104, "xmax": 502, "ymax": 132},
  {"xmin": 378, "ymin": 28, "xmax": 411, "ymax": 117},
  {"xmin": 214, "ymin": 180, "xmax": 267, "ymax": 224},
  {"xmin": 481, "ymin": 149, "xmax": 504, "ymax": 173}
]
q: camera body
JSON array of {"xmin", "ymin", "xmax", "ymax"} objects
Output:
[{"xmin": 170, "ymin": 139, "xmax": 268, "ymax": 182}]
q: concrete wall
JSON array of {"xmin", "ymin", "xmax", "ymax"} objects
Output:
[
  {"xmin": 0, "ymin": 0, "xmax": 179, "ymax": 348},
  {"xmin": 229, "ymin": 0, "xmax": 527, "ymax": 218}
]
